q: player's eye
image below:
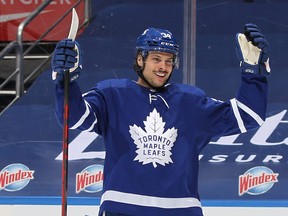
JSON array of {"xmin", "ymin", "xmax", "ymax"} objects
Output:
[
  {"xmin": 152, "ymin": 57, "xmax": 161, "ymax": 63},
  {"xmin": 151, "ymin": 57, "xmax": 173, "ymax": 66},
  {"xmin": 165, "ymin": 59, "xmax": 173, "ymax": 66}
]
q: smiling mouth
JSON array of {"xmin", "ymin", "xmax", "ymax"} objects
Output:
[{"xmin": 155, "ymin": 72, "xmax": 167, "ymax": 77}]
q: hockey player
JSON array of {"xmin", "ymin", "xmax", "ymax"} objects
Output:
[{"xmin": 51, "ymin": 24, "xmax": 270, "ymax": 216}]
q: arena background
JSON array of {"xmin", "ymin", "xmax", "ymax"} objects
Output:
[{"xmin": 0, "ymin": 0, "xmax": 287, "ymax": 215}]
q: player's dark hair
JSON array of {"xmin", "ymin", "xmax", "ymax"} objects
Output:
[{"xmin": 133, "ymin": 50, "xmax": 148, "ymax": 74}]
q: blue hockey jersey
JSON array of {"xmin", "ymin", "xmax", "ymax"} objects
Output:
[{"xmin": 55, "ymin": 72, "xmax": 267, "ymax": 216}]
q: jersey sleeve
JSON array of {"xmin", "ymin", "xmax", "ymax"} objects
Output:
[
  {"xmin": 55, "ymin": 82, "xmax": 108, "ymax": 135},
  {"xmin": 202, "ymin": 72, "xmax": 268, "ymax": 139}
]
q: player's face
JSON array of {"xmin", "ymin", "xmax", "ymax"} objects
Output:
[{"xmin": 137, "ymin": 51, "xmax": 174, "ymax": 89}]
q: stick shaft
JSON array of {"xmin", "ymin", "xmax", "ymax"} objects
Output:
[{"xmin": 62, "ymin": 70, "xmax": 70, "ymax": 216}]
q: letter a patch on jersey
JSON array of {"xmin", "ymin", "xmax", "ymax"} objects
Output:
[{"xmin": 129, "ymin": 108, "xmax": 178, "ymax": 168}]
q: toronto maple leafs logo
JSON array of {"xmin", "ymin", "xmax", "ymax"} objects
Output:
[{"xmin": 129, "ymin": 108, "xmax": 178, "ymax": 168}]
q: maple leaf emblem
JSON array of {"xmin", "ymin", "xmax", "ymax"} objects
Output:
[{"xmin": 129, "ymin": 108, "xmax": 178, "ymax": 168}]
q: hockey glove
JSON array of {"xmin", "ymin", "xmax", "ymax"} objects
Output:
[
  {"xmin": 51, "ymin": 38, "xmax": 82, "ymax": 85},
  {"xmin": 236, "ymin": 23, "xmax": 271, "ymax": 76}
]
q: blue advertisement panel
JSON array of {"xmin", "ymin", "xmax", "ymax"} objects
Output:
[
  {"xmin": 199, "ymin": 104, "xmax": 288, "ymax": 202},
  {"xmin": 0, "ymin": 99, "xmax": 287, "ymax": 205}
]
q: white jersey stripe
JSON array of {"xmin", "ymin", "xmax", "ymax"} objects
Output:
[
  {"xmin": 230, "ymin": 98, "xmax": 247, "ymax": 133},
  {"xmin": 70, "ymin": 100, "xmax": 96, "ymax": 129},
  {"xmin": 236, "ymin": 99, "xmax": 264, "ymax": 126},
  {"xmin": 83, "ymin": 112, "xmax": 98, "ymax": 132},
  {"xmin": 100, "ymin": 190, "xmax": 202, "ymax": 209}
]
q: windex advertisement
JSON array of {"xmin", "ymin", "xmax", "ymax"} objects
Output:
[{"xmin": 197, "ymin": 105, "xmax": 288, "ymax": 201}]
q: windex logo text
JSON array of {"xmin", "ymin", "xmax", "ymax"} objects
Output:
[
  {"xmin": 238, "ymin": 166, "xmax": 278, "ymax": 196},
  {"xmin": 76, "ymin": 165, "xmax": 104, "ymax": 193},
  {"xmin": 0, "ymin": 163, "xmax": 34, "ymax": 192}
]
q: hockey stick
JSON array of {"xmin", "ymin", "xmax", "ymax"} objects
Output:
[{"xmin": 62, "ymin": 8, "xmax": 79, "ymax": 216}]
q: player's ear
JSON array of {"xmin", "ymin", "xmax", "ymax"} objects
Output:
[{"xmin": 137, "ymin": 55, "xmax": 143, "ymax": 67}]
